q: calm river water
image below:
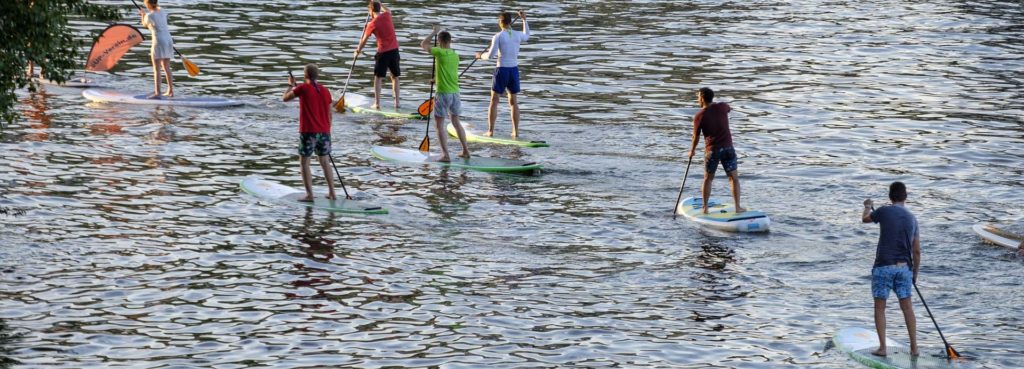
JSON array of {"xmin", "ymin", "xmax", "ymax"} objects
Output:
[{"xmin": 1, "ymin": 1, "xmax": 1022, "ymax": 368}]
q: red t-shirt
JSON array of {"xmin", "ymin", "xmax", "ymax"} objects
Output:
[
  {"xmin": 295, "ymin": 82, "xmax": 332, "ymax": 134},
  {"xmin": 693, "ymin": 102, "xmax": 733, "ymax": 151},
  {"xmin": 364, "ymin": 11, "xmax": 398, "ymax": 53}
]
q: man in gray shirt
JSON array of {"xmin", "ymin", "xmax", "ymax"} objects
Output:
[{"xmin": 861, "ymin": 181, "xmax": 921, "ymax": 357}]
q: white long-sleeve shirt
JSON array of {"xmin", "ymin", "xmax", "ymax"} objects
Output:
[{"xmin": 480, "ymin": 19, "xmax": 529, "ymax": 68}]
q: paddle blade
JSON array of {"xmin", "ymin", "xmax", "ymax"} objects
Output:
[
  {"xmin": 334, "ymin": 95, "xmax": 347, "ymax": 113},
  {"xmin": 182, "ymin": 57, "xmax": 200, "ymax": 77},
  {"xmin": 946, "ymin": 345, "xmax": 960, "ymax": 359},
  {"xmin": 418, "ymin": 135, "xmax": 430, "ymax": 152},
  {"xmin": 417, "ymin": 98, "xmax": 434, "ymax": 117}
]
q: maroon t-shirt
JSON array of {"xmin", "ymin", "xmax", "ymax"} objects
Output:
[
  {"xmin": 693, "ymin": 102, "xmax": 733, "ymax": 151},
  {"xmin": 295, "ymin": 82, "xmax": 332, "ymax": 134}
]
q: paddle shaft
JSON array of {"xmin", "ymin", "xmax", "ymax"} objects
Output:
[
  {"xmin": 913, "ymin": 282, "xmax": 959, "ymax": 358},
  {"xmin": 671, "ymin": 157, "xmax": 694, "ymax": 220},
  {"xmin": 328, "ymin": 155, "xmax": 352, "ymax": 200},
  {"xmin": 340, "ymin": 14, "xmax": 372, "ymax": 98},
  {"xmin": 129, "ymin": 0, "xmax": 189, "ymax": 60},
  {"xmin": 418, "ymin": 34, "xmax": 437, "ymax": 151},
  {"xmin": 458, "ymin": 16, "xmax": 519, "ymax": 78}
]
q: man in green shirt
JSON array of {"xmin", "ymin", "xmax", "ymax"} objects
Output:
[{"xmin": 420, "ymin": 25, "xmax": 470, "ymax": 162}]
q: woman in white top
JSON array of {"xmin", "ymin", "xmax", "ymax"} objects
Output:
[
  {"xmin": 140, "ymin": 0, "xmax": 174, "ymax": 98},
  {"xmin": 476, "ymin": 10, "xmax": 529, "ymax": 137}
]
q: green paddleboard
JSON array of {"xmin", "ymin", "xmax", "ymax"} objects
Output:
[
  {"xmin": 240, "ymin": 177, "xmax": 387, "ymax": 215},
  {"xmin": 370, "ymin": 146, "xmax": 541, "ymax": 174},
  {"xmin": 343, "ymin": 93, "xmax": 424, "ymax": 120},
  {"xmin": 446, "ymin": 123, "xmax": 549, "ymax": 148},
  {"xmin": 833, "ymin": 327, "xmax": 955, "ymax": 369}
]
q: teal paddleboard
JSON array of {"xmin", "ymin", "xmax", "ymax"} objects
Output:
[
  {"xmin": 446, "ymin": 123, "xmax": 549, "ymax": 148},
  {"xmin": 240, "ymin": 177, "xmax": 387, "ymax": 215},
  {"xmin": 370, "ymin": 146, "xmax": 541, "ymax": 173},
  {"xmin": 833, "ymin": 327, "xmax": 954, "ymax": 369}
]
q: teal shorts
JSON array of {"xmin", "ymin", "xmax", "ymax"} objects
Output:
[{"xmin": 872, "ymin": 264, "xmax": 913, "ymax": 300}]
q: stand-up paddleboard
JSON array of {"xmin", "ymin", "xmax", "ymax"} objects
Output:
[
  {"xmin": 83, "ymin": 88, "xmax": 242, "ymax": 107},
  {"xmin": 33, "ymin": 75, "xmax": 99, "ymax": 88},
  {"xmin": 343, "ymin": 93, "xmax": 424, "ymax": 119},
  {"xmin": 833, "ymin": 327, "xmax": 954, "ymax": 369},
  {"xmin": 370, "ymin": 146, "xmax": 541, "ymax": 174},
  {"xmin": 972, "ymin": 223, "xmax": 1023, "ymax": 250},
  {"xmin": 240, "ymin": 177, "xmax": 387, "ymax": 215},
  {"xmin": 446, "ymin": 123, "xmax": 549, "ymax": 148},
  {"xmin": 676, "ymin": 197, "xmax": 770, "ymax": 232}
]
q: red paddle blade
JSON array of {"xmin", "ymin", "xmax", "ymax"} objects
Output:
[{"xmin": 417, "ymin": 98, "xmax": 434, "ymax": 117}]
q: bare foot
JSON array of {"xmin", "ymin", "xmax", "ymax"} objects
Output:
[
  {"xmin": 298, "ymin": 195, "xmax": 314, "ymax": 203},
  {"xmin": 910, "ymin": 349, "xmax": 920, "ymax": 357},
  {"xmin": 394, "ymin": 101, "xmax": 400, "ymax": 110},
  {"xmin": 162, "ymin": 91, "xmax": 174, "ymax": 97},
  {"xmin": 871, "ymin": 348, "xmax": 887, "ymax": 357},
  {"xmin": 325, "ymin": 193, "xmax": 336, "ymax": 200},
  {"xmin": 511, "ymin": 131, "xmax": 519, "ymax": 138},
  {"xmin": 702, "ymin": 207, "xmax": 709, "ymax": 214},
  {"xmin": 437, "ymin": 156, "xmax": 451, "ymax": 163},
  {"xmin": 458, "ymin": 151, "xmax": 470, "ymax": 158},
  {"xmin": 483, "ymin": 130, "xmax": 494, "ymax": 137},
  {"xmin": 735, "ymin": 207, "xmax": 747, "ymax": 214},
  {"xmin": 370, "ymin": 104, "xmax": 381, "ymax": 110},
  {"xmin": 146, "ymin": 93, "xmax": 162, "ymax": 100}
]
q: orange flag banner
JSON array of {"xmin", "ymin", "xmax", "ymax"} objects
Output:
[{"xmin": 85, "ymin": 24, "xmax": 144, "ymax": 72}]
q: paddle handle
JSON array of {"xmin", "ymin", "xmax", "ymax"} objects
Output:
[{"xmin": 672, "ymin": 157, "xmax": 693, "ymax": 220}]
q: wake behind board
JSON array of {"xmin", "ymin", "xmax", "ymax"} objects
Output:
[
  {"xmin": 240, "ymin": 177, "xmax": 387, "ymax": 215},
  {"xmin": 343, "ymin": 93, "xmax": 424, "ymax": 120},
  {"xmin": 83, "ymin": 88, "xmax": 242, "ymax": 108},
  {"xmin": 833, "ymin": 327, "xmax": 954, "ymax": 369},
  {"xmin": 972, "ymin": 223, "xmax": 1023, "ymax": 250},
  {"xmin": 676, "ymin": 197, "xmax": 770, "ymax": 232},
  {"xmin": 446, "ymin": 123, "xmax": 549, "ymax": 148},
  {"xmin": 370, "ymin": 146, "xmax": 541, "ymax": 174}
]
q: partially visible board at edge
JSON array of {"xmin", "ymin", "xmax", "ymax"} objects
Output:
[
  {"xmin": 343, "ymin": 93, "xmax": 424, "ymax": 120},
  {"xmin": 240, "ymin": 177, "xmax": 387, "ymax": 215},
  {"xmin": 676, "ymin": 196, "xmax": 770, "ymax": 232},
  {"xmin": 33, "ymin": 75, "xmax": 99, "ymax": 88},
  {"xmin": 446, "ymin": 123, "xmax": 549, "ymax": 148},
  {"xmin": 83, "ymin": 88, "xmax": 243, "ymax": 107},
  {"xmin": 833, "ymin": 327, "xmax": 954, "ymax": 369},
  {"xmin": 370, "ymin": 146, "xmax": 541, "ymax": 174},
  {"xmin": 972, "ymin": 223, "xmax": 1023, "ymax": 250}
]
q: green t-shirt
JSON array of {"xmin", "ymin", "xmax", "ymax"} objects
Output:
[{"xmin": 431, "ymin": 47, "xmax": 460, "ymax": 94}]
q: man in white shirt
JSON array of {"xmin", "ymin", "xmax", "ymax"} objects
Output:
[{"xmin": 476, "ymin": 10, "xmax": 529, "ymax": 137}]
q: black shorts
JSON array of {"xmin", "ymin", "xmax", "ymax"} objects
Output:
[
  {"xmin": 705, "ymin": 146, "xmax": 738, "ymax": 175},
  {"xmin": 374, "ymin": 49, "xmax": 401, "ymax": 78}
]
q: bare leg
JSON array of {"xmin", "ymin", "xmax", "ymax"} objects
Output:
[
  {"xmin": 508, "ymin": 92, "xmax": 520, "ymax": 137},
  {"xmin": 150, "ymin": 55, "xmax": 162, "ymax": 98},
  {"xmin": 28, "ymin": 61, "xmax": 35, "ymax": 78},
  {"xmin": 434, "ymin": 113, "xmax": 450, "ymax": 162},
  {"xmin": 727, "ymin": 169, "xmax": 746, "ymax": 213},
  {"xmin": 899, "ymin": 297, "xmax": 919, "ymax": 356},
  {"xmin": 391, "ymin": 76, "xmax": 400, "ymax": 110},
  {"xmin": 317, "ymin": 155, "xmax": 336, "ymax": 200},
  {"xmin": 701, "ymin": 171, "xmax": 713, "ymax": 214},
  {"xmin": 372, "ymin": 76, "xmax": 382, "ymax": 109},
  {"xmin": 299, "ymin": 156, "xmax": 314, "ymax": 202},
  {"xmin": 451, "ymin": 114, "xmax": 470, "ymax": 158},
  {"xmin": 160, "ymin": 59, "xmax": 174, "ymax": 97},
  {"xmin": 485, "ymin": 91, "xmax": 499, "ymax": 136},
  {"xmin": 872, "ymin": 298, "xmax": 887, "ymax": 356}
]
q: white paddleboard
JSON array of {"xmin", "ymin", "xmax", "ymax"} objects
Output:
[
  {"xmin": 972, "ymin": 223, "xmax": 1023, "ymax": 250},
  {"xmin": 370, "ymin": 146, "xmax": 541, "ymax": 173},
  {"xmin": 676, "ymin": 197, "xmax": 770, "ymax": 232},
  {"xmin": 833, "ymin": 327, "xmax": 953, "ymax": 369},
  {"xmin": 240, "ymin": 177, "xmax": 386, "ymax": 215},
  {"xmin": 34, "ymin": 76, "xmax": 99, "ymax": 88},
  {"xmin": 83, "ymin": 88, "xmax": 242, "ymax": 107}
]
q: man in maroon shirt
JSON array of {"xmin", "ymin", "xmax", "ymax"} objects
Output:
[
  {"xmin": 283, "ymin": 64, "xmax": 336, "ymax": 201},
  {"xmin": 688, "ymin": 87, "xmax": 745, "ymax": 214},
  {"xmin": 354, "ymin": 1, "xmax": 401, "ymax": 110}
]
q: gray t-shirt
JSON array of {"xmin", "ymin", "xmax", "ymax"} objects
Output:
[{"xmin": 870, "ymin": 204, "xmax": 919, "ymax": 267}]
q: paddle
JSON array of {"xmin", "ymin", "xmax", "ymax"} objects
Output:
[
  {"xmin": 334, "ymin": 13, "xmax": 372, "ymax": 113},
  {"xmin": 671, "ymin": 157, "xmax": 694, "ymax": 220},
  {"xmin": 417, "ymin": 33, "xmax": 438, "ymax": 152},
  {"xmin": 130, "ymin": 0, "xmax": 200, "ymax": 77},
  {"xmin": 913, "ymin": 282, "xmax": 961, "ymax": 359},
  {"xmin": 290, "ymin": 71, "xmax": 353, "ymax": 200},
  {"xmin": 415, "ymin": 15, "xmax": 520, "ymax": 116}
]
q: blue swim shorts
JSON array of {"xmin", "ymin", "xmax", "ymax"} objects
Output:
[
  {"xmin": 871, "ymin": 264, "xmax": 913, "ymax": 300},
  {"xmin": 705, "ymin": 146, "xmax": 738, "ymax": 175},
  {"xmin": 491, "ymin": 66, "xmax": 521, "ymax": 94}
]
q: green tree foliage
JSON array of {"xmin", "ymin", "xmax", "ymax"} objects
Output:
[{"xmin": 0, "ymin": 0, "xmax": 120, "ymax": 129}]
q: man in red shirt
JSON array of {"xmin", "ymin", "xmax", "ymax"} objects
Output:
[
  {"xmin": 354, "ymin": 1, "xmax": 401, "ymax": 110},
  {"xmin": 283, "ymin": 64, "xmax": 336, "ymax": 201},
  {"xmin": 688, "ymin": 87, "xmax": 745, "ymax": 214}
]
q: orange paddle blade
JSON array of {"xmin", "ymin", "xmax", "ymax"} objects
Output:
[
  {"xmin": 334, "ymin": 95, "xmax": 347, "ymax": 113},
  {"xmin": 182, "ymin": 57, "xmax": 200, "ymax": 77},
  {"xmin": 418, "ymin": 136, "xmax": 430, "ymax": 152},
  {"xmin": 417, "ymin": 98, "xmax": 434, "ymax": 117},
  {"xmin": 947, "ymin": 346, "xmax": 960, "ymax": 359}
]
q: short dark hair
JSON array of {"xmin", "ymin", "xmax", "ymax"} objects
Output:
[
  {"xmin": 369, "ymin": 1, "xmax": 381, "ymax": 13},
  {"xmin": 889, "ymin": 181, "xmax": 907, "ymax": 202},
  {"xmin": 438, "ymin": 31, "xmax": 452, "ymax": 44},
  {"xmin": 500, "ymin": 12, "xmax": 513, "ymax": 28},
  {"xmin": 698, "ymin": 87, "xmax": 714, "ymax": 102},
  {"xmin": 304, "ymin": 63, "xmax": 319, "ymax": 81}
]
